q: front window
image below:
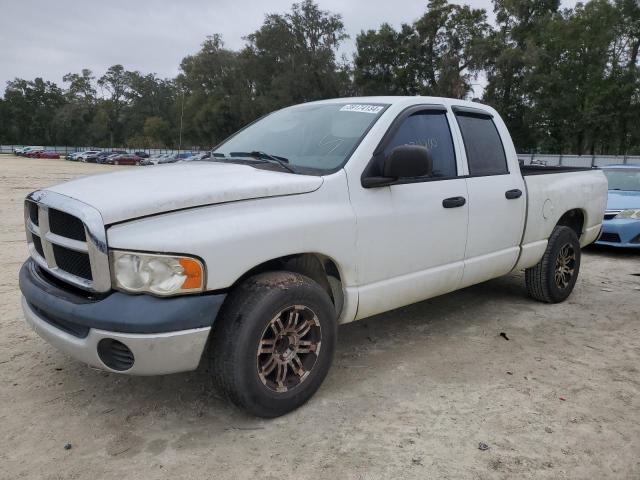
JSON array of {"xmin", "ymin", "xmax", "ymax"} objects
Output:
[
  {"xmin": 213, "ymin": 103, "xmax": 388, "ymax": 174},
  {"xmin": 383, "ymin": 111, "xmax": 457, "ymax": 178},
  {"xmin": 603, "ymin": 169, "xmax": 640, "ymax": 191}
]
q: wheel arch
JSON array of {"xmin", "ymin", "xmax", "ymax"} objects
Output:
[
  {"xmin": 231, "ymin": 252, "xmax": 345, "ymax": 317},
  {"xmin": 556, "ymin": 208, "xmax": 585, "ymax": 239}
]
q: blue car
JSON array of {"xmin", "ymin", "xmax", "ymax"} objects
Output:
[{"xmin": 596, "ymin": 164, "xmax": 640, "ymax": 248}]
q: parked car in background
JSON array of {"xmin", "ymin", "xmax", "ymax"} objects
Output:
[
  {"xmin": 72, "ymin": 150, "xmax": 102, "ymax": 162},
  {"xmin": 157, "ymin": 153, "xmax": 183, "ymax": 164},
  {"xmin": 102, "ymin": 154, "xmax": 119, "ymax": 164},
  {"xmin": 140, "ymin": 154, "xmax": 163, "ymax": 166},
  {"xmin": 14, "ymin": 146, "xmax": 44, "ymax": 156},
  {"xmin": 36, "ymin": 151, "xmax": 60, "ymax": 159},
  {"xmin": 78, "ymin": 151, "xmax": 100, "ymax": 162},
  {"xmin": 94, "ymin": 150, "xmax": 128, "ymax": 164},
  {"xmin": 160, "ymin": 152, "xmax": 196, "ymax": 163},
  {"xmin": 134, "ymin": 151, "xmax": 150, "ymax": 159},
  {"xmin": 24, "ymin": 149, "xmax": 45, "ymax": 158},
  {"xmin": 596, "ymin": 164, "xmax": 640, "ymax": 248},
  {"xmin": 141, "ymin": 153, "xmax": 180, "ymax": 165},
  {"xmin": 180, "ymin": 152, "xmax": 212, "ymax": 162},
  {"xmin": 105, "ymin": 154, "xmax": 142, "ymax": 166}
]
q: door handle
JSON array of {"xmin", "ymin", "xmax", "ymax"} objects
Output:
[
  {"xmin": 505, "ymin": 189, "xmax": 523, "ymax": 199},
  {"xmin": 442, "ymin": 196, "xmax": 466, "ymax": 208}
]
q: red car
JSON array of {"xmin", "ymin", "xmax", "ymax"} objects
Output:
[
  {"xmin": 106, "ymin": 154, "xmax": 143, "ymax": 166},
  {"xmin": 25, "ymin": 149, "xmax": 45, "ymax": 158},
  {"xmin": 36, "ymin": 150, "xmax": 60, "ymax": 159}
]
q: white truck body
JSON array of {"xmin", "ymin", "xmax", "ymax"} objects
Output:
[
  {"xmin": 19, "ymin": 97, "xmax": 607, "ymax": 415},
  {"xmin": 41, "ymin": 96, "xmax": 605, "ymax": 323}
]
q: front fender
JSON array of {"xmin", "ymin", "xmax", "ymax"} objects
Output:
[{"xmin": 106, "ymin": 171, "xmax": 358, "ymax": 292}]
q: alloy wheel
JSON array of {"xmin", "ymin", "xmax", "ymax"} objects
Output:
[
  {"xmin": 555, "ymin": 243, "xmax": 576, "ymax": 289},
  {"xmin": 257, "ymin": 305, "xmax": 322, "ymax": 393}
]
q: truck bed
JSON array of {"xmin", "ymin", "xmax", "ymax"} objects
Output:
[
  {"xmin": 519, "ymin": 167, "xmax": 608, "ymax": 267},
  {"xmin": 520, "ymin": 165, "xmax": 595, "ymax": 176}
]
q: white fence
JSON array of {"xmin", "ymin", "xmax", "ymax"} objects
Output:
[{"xmin": 518, "ymin": 153, "xmax": 640, "ymax": 167}]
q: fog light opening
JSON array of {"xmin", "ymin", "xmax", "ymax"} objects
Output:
[{"xmin": 97, "ymin": 338, "xmax": 135, "ymax": 371}]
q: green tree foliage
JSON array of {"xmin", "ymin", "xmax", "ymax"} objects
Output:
[
  {"xmin": 482, "ymin": 0, "xmax": 561, "ymax": 151},
  {"xmin": 54, "ymin": 69, "xmax": 97, "ymax": 145},
  {"xmin": 483, "ymin": 0, "xmax": 640, "ymax": 154},
  {"xmin": 354, "ymin": 0, "xmax": 490, "ymax": 97},
  {"xmin": 0, "ymin": 0, "xmax": 638, "ymax": 154},
  {"xmin": 2, "ymin": 78, "xmax": 65, "ymax": 144},
  {"xmin": 122, "ymin": 71, "xmax": 176, "ymax": 146},
  {"xmin": 243, "ymin": 0, "xmax": 350, "ymax": 107},
  {"xmin": 177, "ymin": 34, "xmax": 250, "ymax": 146}
]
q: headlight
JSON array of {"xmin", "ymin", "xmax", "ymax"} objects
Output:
[
  {"xmin": 615, "ymin": 209, "xmax": 640, "ymax": 219},
  {"xmin": 110, "ymin": 251, "xmax": 204, "ymax": 296}
]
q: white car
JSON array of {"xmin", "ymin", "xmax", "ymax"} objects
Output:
[
  {"xmin": 19, "ymin": 96, "xmax": 607, "ymax": 417},
  {"xmin": 141, "ymin": 153, "xmax": 173, "ymax": 165},
  {"xmin": 14, "ymin": 146, "xmax": 44, "ymax": 156},
  {"xmin": 179, "ymin": 152, "xmax": 211, "ymax": 162},
  {"xmin": 75, "ymin": 150, "xmax": 102, "ymax": 162}
]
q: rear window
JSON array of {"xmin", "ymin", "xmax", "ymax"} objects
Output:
[{"xmin": 455, "ymin": 114, "xmax": 508, "ymax": 176}]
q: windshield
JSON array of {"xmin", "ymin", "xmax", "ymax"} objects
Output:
[
  {"xmin": 213, "ymin": 102, "xmax": 387, "ymax": 174},
  {"xmin": 603, "ymin": 168, "xmax": 640, "ymax": 191}
]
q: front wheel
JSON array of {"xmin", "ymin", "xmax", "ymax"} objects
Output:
[
  {"xmin": 525, "ymin": 226, "xmax": 581, "ymax": 303},
  {"xmin": 209, "ymin": 271, "xmax": 337, "ymax": 417}
]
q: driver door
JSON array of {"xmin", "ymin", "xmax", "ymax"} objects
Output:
[{"xmin": 349, "ymin": 106, "xmax": 469, "ymax": 319}]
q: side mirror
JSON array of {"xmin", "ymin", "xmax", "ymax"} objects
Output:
[{"xmin": 383, "ymin": 145, "xmax": 433, "ymax": 179}]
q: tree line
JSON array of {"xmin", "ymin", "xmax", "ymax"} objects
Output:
[{"xmin": 0, "ymin": 0, "xmax": 638, "ymax": 155}]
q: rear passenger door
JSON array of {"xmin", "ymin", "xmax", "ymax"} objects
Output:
[{"xmin": 453, "ymin": 107, "xmax": 526, "ymax": 288}]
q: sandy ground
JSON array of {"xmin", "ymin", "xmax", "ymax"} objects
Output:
[{"xmin": 0, "ymin": 155, "xmax": 639, "ymax": 479}]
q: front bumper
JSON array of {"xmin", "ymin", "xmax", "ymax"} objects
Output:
[
  {"xmin": 596, "ymin": 218, "xmax": 640, "ymax": 248},
  {"xmin": 22, "ymin": 298, "xmax": 211, "ymax": 375},
  {"xmin": 19, "ymin": 259, "xmax": 226, "ymax": 375}
]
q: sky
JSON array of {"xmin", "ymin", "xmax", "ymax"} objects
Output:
[{"xmin": 1, "ymin": 0, "xmax": 581, "ymax": 96}]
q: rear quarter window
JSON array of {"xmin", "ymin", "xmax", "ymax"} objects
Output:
[{"xmin": 455, "ymin": 114, "xmax": 508, "ymax": 176}]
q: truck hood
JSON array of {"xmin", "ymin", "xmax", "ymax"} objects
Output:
[
  {"xmin": 607, "ymin": 190, "xmax": 640, "ymax": 210},
  {"xmin": 45, "ymin": 162, "xmax": 323, "ymax": 224}
]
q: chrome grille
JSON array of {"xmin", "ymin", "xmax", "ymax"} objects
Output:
[
  {"xmin": 27, "ymin": 201, "xmax": 39, "ymax": 226},
  {"xmin": 49, "ymin": 208, "xmax": 86, "ymax": 241},
  {"xmin": 52, "ymin": 244, "xmax": 93, "ymax": 280},
  {"xmin": 24, "ymin": 191, "xmax": 110, "ymax": 292}
]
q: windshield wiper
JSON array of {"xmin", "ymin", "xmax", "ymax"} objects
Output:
[{"xmin": 229, "ymin": 151, "xmax": 296, "ymax": 173}]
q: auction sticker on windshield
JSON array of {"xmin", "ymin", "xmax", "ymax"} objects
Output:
[{"xmin": 340, "ymin": 104, "xmax": 384, "ymax": 114}]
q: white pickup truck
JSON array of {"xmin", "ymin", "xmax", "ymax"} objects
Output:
[{"xmin": 19, "ymin": 96, "xmax": 607, "ymax": 417}]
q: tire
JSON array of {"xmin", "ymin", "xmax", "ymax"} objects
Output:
[
  {"xmin": 525, "ymin": 226, "xmax": 581, "ymax": 303},
  {"xmin": 209, "ymin": 271, "xmax": 337, "ymax": 417}
]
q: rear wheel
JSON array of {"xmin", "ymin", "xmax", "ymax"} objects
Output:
[
  {"xmin": 525, "ymin": 226, "xmax": 581, "ymax": 303},
  {"xmin": 209, "ymin": 271, "xmax": 337, "ymax": 417}
]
